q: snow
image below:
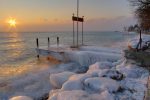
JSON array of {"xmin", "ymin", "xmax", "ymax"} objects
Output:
[
  {"xmin": 9, "ymin": 96, "xmax": 33, "ymax": 100},
  {"xmin": 2, "ymin": 45, "xmax": 149, "ymax": 100},
  {"xmin": 48, "ymin": 90, "xmax": 115, "ymax": 100},
  {"xmin": 117, "ymin": 64, "xmax": 149, "ymax": 79},
  {"xmin": 65, "ymin": 50, "xmax": 122, "ymax": 66},
  {"xmin": 84, "ymin": 77, "xmax": 120, "ymax": 93},
  {"xmin": 98, "ymin": 69, "xmax": 124, "ymax": 80},
  {"xmin": 128, "ymin": 34, "xmax": 150, "ymax": 49},
  {"xmin": 88, "ymin": 61, "xmax": 113, "ymax": 71},
  {"xmin": 50, "ymin": 72, "xmax": 75, "ymax": 88}
]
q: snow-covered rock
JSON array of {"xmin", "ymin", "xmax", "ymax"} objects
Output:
[
  {"xmin": 50, "ymin": 72, "xmax": 75, "ymax": 88},
  {"xmin": 120, "ymin": 78, "xmax": 148, "ymax": 100},
  {"xmin": 128, "ymin": 34, "xmax": 150, "ymax": 49},
  {"xmin": 88, "ymin": 61, "xmax": 113, "ymax": 71},
  {"xmin": 91, "ymin": 90, "xmax": 115, "ymax": 100},
  {"xmin": 65, "ymin": 50, "xmax": 122, "ymax": 66},
  {"xmin": 84, "ymin": 77, "xmax": 120, "ymax": 93},
  {"xmin": 9, "ymin": 96, "xmax": 33, "ymax": 100},
  {"xmin": 48, "ymin": 90, "xmax": 88, "ymax": 100},
  {"xmin": 98, "ymin": 69, "xmax": 124, "ymax": 81},
  {"xmin": 117, "ymin": 64, "xmax": 149, "ymax": 79},
  {"xmin": 61, "ymin": 80, "xmax": 83, "ymax": 91},
  {"xmin": 48, "ymin": 90, "xmax": 115, "ymax": 100}
]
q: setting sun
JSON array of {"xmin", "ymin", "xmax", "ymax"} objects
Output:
[{"xmin": 8, "ymin": 18, "xmax": 17, "ymax": 27}]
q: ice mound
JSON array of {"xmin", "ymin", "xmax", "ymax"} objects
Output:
[
  {"xmin": 98, "ymin": 69, "xmax": 124, "ymax": 80},
  {"xmin": 9, "ymin": 96, "xmax": 33, "ymax": 100},
  {"xmin": 88, "ymin": 61, "xmax": 113, "ymax": 71},
  {"xmin": 117, "ymin": 64, "xmax": 149, "ymax": 79},
  {"xmin": 50, "ymin": 72, "xmax": 75, "ymax": 88},
  {"xmin": 65, "ymin": 50, "xmax": 122, "ymax": 66},
  {"xmin": 120, "ymin": 78, "xmax": 147, "ymax": 100},
  {"xmin": 84, "ymin": 77, "xmax": 120, "ymax": 93},
  {"xmin": 61, "ymin": 74, "xmax": 92, "ymax": 91},
  {"xmin": 48, "ymin": 90, "xmax": 115, "ymax": 100},
  {"xmin": 128, "ymin": 34, "xmax": 150, "ymax": 49}
]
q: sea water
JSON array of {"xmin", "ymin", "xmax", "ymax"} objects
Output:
[{"xmin": 0, "ymin": 31, "xmax": 137, "ymax": 99}]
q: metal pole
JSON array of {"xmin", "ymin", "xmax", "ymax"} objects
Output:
[
  {"xmin": 73, "ymin": 13, "xmax": 75, "ymax": 46},
  {"xmin": 82, "ymin": 16, "xmax": 84, "ymax": 45},
  {"xmin": 77, "ymin": 0, "xmax": 79, "ymax": 47},
  {"xmin": 36, "ymin": 38, "xmax": 39, "ymax": 59}
]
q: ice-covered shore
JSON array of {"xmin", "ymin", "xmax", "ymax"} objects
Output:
[{"xmin": 9, "ymin": 45, "xmax": 149, "ymax": 100}]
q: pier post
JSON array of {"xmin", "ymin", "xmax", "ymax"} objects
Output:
[
  {"xmin": 48, "ymin": 37, "xmax": 50, "ymax": 49},
  {"xmin": 36, "ymin": 38, "xmax": 39, "ymax": 59},
  {"xmin": 57, "ymin": 37, "xmax": 59, "ymax": 47}
]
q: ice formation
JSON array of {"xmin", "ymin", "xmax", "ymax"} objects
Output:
[
  {"xmin": 128, "ymin": 34, "xmax": 150, "ymax": 49},
  {"xmin": 9, "ymin": 96, "xmax": 33, "ymax": 100}
]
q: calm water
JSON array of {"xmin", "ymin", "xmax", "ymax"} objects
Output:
[{"xmin": 0, "ymin": 31, "xmax": 136, "ymax": 76}]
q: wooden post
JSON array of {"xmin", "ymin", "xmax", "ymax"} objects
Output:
[
  {"xmin": 48, "ymin": 37, "xmax": 50, "ymax": 49},
  {"xmin": 36, "ymin": 38, "xmax": 39, "ymax": 59},
  {"xmin": 57, "ymin": 37, "xmax": 59, "ymax": 47}
]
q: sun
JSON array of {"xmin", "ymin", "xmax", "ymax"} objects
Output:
[{"xmin": 8, "ymin": 18, "xmax": 17, "ymax": 27}]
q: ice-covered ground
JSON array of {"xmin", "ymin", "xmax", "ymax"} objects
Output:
[
  {"xmin": 128, "ymin": 34, "xmax": 150, "ymax": 49},
  {"xmin": 5, "ymin": 45, "xmax": 150, "ymax": 100}
]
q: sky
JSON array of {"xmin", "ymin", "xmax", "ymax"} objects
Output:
[{"xmin": 0, "ymin": 0, "xmax": 137, "ymax": 32}]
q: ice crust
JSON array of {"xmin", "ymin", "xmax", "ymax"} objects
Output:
[{"xmin": 7, "ymin": 46, "xmax": 149, "ymax": 100}]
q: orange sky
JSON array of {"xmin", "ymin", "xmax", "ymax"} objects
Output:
[{"xmin": 0, "ymin": 0, "xmax": 136, "ymax": 32}]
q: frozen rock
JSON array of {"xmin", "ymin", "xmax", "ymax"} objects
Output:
[
  {"xmin": 69, "ymin": 73, "xmax": 92, "ymax": 82},
  {"xmin": 98, "ymin": 69, "xmax": 124, "ymax": 81},
  {"xmin": 91, "ymin": 90, "xmax": 115, "ymax": 100},
  {"xmin": 9, "ymin": 96, "xmax": 33, "ymax": 100},
  {"xmin": 120, "ymin": 78, "xmax": 147, "ymax": 92},
  {"xmin": 84, "ymin": 77, "xmax": 120, "ymax": 93},
  {"xmin": 66, "ymin": 50, "xmax": 121, "ymax": 67},
  {"xmin": 61, "ymin": 80, "xmax": 83, "ymax": 91},
  {"xmin": 48, "ymin": 90, "xmax": 88, "ymax": 100},
  {"xmin": 88, "ymin": 61, "xmax": 113, "ymax": 71},
  {"xmin": 50, "ymin": 72, "xmax": 75, "ymax": 88},
  {"xmin": 117, "ymin": 64, "xmax": 149, "ymax": 79},
  {"xmin": 48, "ymin": 90, "xmax": 115, "ymax": 100},
  {"xmin": 128, "ymin": 34, "xmax": 150, "ymax": 49}
]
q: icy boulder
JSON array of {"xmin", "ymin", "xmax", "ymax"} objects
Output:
[
  {"xmin": 117, "ymin": 64, "xmax": 149, "ymax": 79},
  {"xmin": 48, "ymin": 90, "xmax": 115, "ymax": 100},
  {"xmin": 84, "ymin": 77, "xmax": 120, "ymax": 93},
  {"xmin": 91, "ymin": 90, "xmax": 115, "ymax": 100},
  {"xmin": 128, "ymin": 34, "xmax": 150, "ymax": 49},
  {"xmin": 98, "ymin": 69, "xmax": 124, "ymax": 81},
  {"xmin": 62, "ymin": 73, "xmax": 92, "ymax": 91},
  {"xmin": 120, "ymin": 78, "xmax": 147, "ymax": 100},
  {"xmin": 66, "ymin": 51, "xmax": 121, "ymax": 67},
  {"xmin": 61, "ymin": 80, "xmax": 83, "ymax": 91},
  {"xmin": 9, "ymin": 96, "xmax": 33, "ymax": 100},
  {"xmin": 88, "ymin": 61, "xmax": 113, "ymax": 71},
  {"xmin": 50, "ymin": 72, "xmax": 75, "ymax": 88},
  {"xmin": 48, "ymin": 90, "xmax": 88, "ymax": 100}
]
